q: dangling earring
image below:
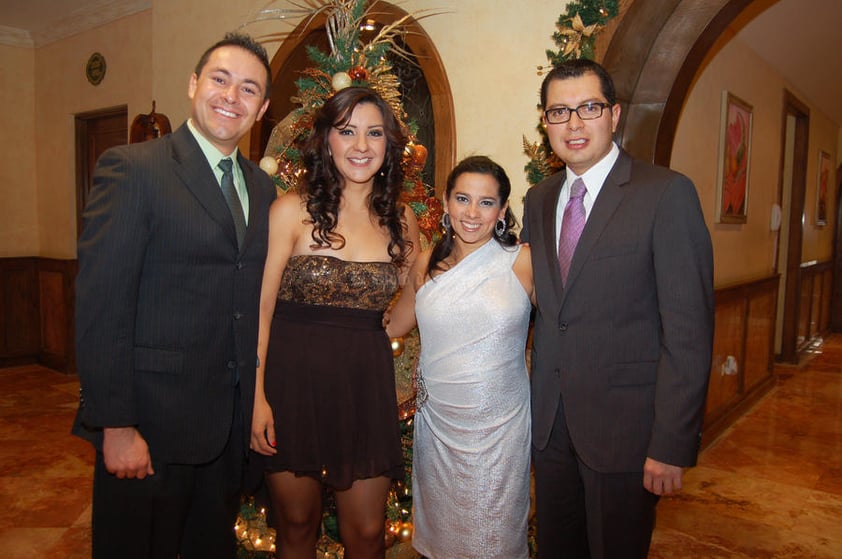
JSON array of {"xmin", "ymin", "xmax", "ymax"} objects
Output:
[
  {"xmin": 378, "ymin": 168, "xmax": 386, "ymax": 177},
  {"xmin": 495, "ymin": 218, "xmax": 506, "ymax": 236},
  {"xmin": 441, "ymin": 213, "xmax": 451, "ymax": 230}
]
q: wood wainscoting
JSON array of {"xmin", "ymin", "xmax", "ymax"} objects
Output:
[
  {"xmin": 0, "ymin": 257, "xmax": 76, "ymax": 372},
  {"xmin": 703, "ymin": 275, "xmax": 779, "ymax": 446}
]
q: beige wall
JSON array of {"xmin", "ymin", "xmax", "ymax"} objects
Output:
[
  {"xmin": 0, "ymin": 45, "xmax": 37, "ymax": 257},
  {"xmin": 3, "ymin": 0, "xmax": 840, "ymax": 272},
  {"xmin": 33, "ymin": 10, "xmax": 153, "ymax": 258},
  {"xmin": 148, "ymin": 0, "xmax": 561, "ymax": 221},
  {"xmin": 672, "ymin": 32, "xmax": 838, "ymax": 286}
]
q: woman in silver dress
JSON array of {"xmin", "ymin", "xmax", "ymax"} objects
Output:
[{"xmin": 387, "ymin": 156, "xmax": 534, "ymax": 558}]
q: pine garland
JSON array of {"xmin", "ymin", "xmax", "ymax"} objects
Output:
[{"xmin": 524, "ymin": 0, "xmax": 619, "ymax": 187}]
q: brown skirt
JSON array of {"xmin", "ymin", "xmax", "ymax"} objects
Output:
[{"xmin": 261, "ymin": 301, "xmax": 404, "ymax": 490}]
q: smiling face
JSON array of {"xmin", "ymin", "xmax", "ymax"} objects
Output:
[
  {"xmin": 543, "ymin": 72, "xmax": 620, "ymax": 175},
  {"xmin": 188, "ymin": 45, "xmax": 270, "ymax": 155},
  {"xmin": 445, "ymin": 172, "xmax": 508, "ymax": 253},
  {"xmin": 327, "ymin": 102, "xmax": 386, "ymax": 189}
]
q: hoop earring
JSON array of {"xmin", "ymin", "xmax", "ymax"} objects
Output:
[
  {"xmin": 495, "ymin": 218, "xmax": 506, "ymax": 237},
  {"xmin": 441, "ymin": 213, "xmax": 451, "ymax": 230}
]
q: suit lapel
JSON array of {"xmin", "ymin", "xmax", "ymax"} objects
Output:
[
  {"xmin": 238, "ymin": 152, "xmax": 270, "ymax": 252},
  {"xmin": 561, "ymin": 152, "xmax": 633, "ymax": 304},
  {"xmin": 539, "ymin": 175, "xmax": 565, "ymax": 306},
  {"xmin": 170, "ymin": 125, "xmax": 239, "ymax": 249}
]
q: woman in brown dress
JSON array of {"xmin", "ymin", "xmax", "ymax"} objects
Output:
[{"xmin": 251, "ymin": 87, "xmax": 418, "ymax": 559}]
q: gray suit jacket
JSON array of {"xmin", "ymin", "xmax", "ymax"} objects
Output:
[
  {"xmin": 73, "ymin": 123, "xmax": 276, "ymax": 464},
  {"xmin": 522, "ymin": 149, "xmax": 714, "ymax": 472}
]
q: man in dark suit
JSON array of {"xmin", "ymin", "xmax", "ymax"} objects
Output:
[
  {"xmin": 521, "ymin": 59, "xmax": 714, "ymax": 558},
  {"xmin": 73, "ymin": 33, "xmax": 275, "ymax": 559}
]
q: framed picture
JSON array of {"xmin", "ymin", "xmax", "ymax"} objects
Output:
[
  {"xmin": 816, "ymin": 150, "xmax": 831, "ymax": 226},
  {"xmin": 715, "ymin": 91, "xmax": 753, "ymax": 224}
]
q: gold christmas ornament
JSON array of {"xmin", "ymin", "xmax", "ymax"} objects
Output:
[
  {"xmin": 331, "ymin": 71, "xmax": 353, "ymax": 91},
  {"xmin": 397, "ymin": 521, "xmax": 413, "ymax": 542},
  {"xmin": 558, "ymin": 13, "xmax": 601, "ymax": 58},
  {"xmin": 259, "ymin": 155, "xmax": 279, "ymax": 176}
]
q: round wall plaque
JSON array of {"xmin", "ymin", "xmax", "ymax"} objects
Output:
[{"xmin": 86, "ymin": 52, "xmax": 106, "ymax": 85}]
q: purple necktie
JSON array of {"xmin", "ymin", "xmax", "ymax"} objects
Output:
[{"xmin": 558, "ymin": 178, "xmax": 587, "ymax": 286}]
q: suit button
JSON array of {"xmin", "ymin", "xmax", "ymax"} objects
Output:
[
  {"xmin": 235, "ymin": 262, "xmax": 243, "ymax": 270},
  {"xmin": 227, "ymin": 361, "xmax": 237, "ymax": 370},
  {"xmin": 554, "ymin": 369, "xmax": 561, "ymax": 377},
  {"xmin": 559, "ymin": 322, "xmax": 568, "ymax": 332},
  {"xmin": 233, "ymin": 312, "xmax": 243, "ymax": 320}
]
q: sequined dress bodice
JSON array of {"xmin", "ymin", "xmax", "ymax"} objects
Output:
[{"xmin": 278, "ymin": 254, "xmax": 399, "ymax": 311}]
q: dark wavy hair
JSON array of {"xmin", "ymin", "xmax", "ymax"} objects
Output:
[
  {"xmin": 428, "ymin": 156, "xmax": 518, "ymax": 277},
  {"xmin": 300, "ymin": 87, "xmax": 411, "ymax": 266}
]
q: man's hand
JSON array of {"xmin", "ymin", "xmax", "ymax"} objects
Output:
[
  {"xmin": 103, "ymin": 427, "xmax": 155, "ymax": 479},
  {"xmin": 643, "ymin": 457, "xmax": 683, "ymax": 495}
]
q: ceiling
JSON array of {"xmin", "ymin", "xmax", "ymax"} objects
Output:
[{"xmin": 0, "ymin": 0, "xmax": 839, "ymax": 126}]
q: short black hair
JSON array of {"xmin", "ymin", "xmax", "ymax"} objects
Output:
[
  {"xmin": 540, "ymin": 58, "xmax": 616, "ymax": 108},
  {"xmin": 194, "ymin": 32, "xmax": 272, "ymax": 100}
]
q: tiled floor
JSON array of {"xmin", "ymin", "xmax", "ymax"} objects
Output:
[
  {"xmin": 0, "ymin": 335, "xmax": 839, "ymax": 558},
  {"xmin": 650, "ymin": 335, "xmax": 842, "ymax": 558},
  {"xmin": 0, "ymin": 364, "xmax": 92, "ymax": 558}
]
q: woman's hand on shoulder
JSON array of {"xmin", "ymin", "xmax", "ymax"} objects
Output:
[
  {"xmin": 401, "ymin": 204, "xmax": 421, "ymax": 264},
  {"xmin": 385, "ymin": 247, "xmax": 430, "ymax": 338}
]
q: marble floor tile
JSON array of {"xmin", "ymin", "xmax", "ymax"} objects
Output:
[{"xmin": 650, "ymin": 334, "xmax": 842, "ymax": 558}]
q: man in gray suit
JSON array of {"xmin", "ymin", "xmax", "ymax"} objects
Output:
[
  {"xmin": 521, "ymin": 59, "xmax": 714, "ymax": 558},
  {"xmin": 73, "ymin": 33, "xmax": 274, "ymax": 558}
]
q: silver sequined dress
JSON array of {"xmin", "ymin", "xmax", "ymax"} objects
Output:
[{"xmin": 412, "ymin": 240, "xmax": 531, "ymax": 559}]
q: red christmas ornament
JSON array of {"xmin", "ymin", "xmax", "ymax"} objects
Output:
[
  {"xmin": 412, "ymin": 143, "xmax": 428, "ymax": 167},
  {"xmin": 348, "ymin": 66, "xmax": 368, "ymax": 81}
]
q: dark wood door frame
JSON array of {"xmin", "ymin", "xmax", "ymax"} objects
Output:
[
  {"xmin": 74, "ymin": 106, "xmax": 128, "ymax": 237},
  {"xmin": 778, "ymin": 91, "xmax": 810, "ymax": 362},
  {"xmin": 831, "ymin": 163, "xmax": 842, "ymax": 331}
]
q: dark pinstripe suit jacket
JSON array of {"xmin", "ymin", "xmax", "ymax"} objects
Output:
[
  {"xmin": 521, "ymin": 149, "xmax": 714, "ymax": 472},
  {"xmin": 73, "ymin": 123, "xmax": 275, "ymax": 464}
]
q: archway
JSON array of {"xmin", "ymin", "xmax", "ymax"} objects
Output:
[
  {"xmin": 603, "ymin": 0, "xmax": 838, "ymax": 355},
  {"xmin": 603, "ymin": 0, "xmax": 753, "ymax": 165},
  {"xmin": 249, "ymin": 2, "xmax": 455, "ymax": 190}
]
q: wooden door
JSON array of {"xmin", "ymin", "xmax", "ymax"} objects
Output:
[{"xmin": 75, "ymin": 106, "xmax": 128, "ymax": 236}]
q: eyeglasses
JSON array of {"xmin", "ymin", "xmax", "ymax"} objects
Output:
[{"xmin": 544, "ymin": 102, "xmax": 612, "ymax": 124}]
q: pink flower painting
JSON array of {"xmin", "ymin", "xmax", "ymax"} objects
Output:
[{"xmin": 718, "ymin": 94, "xmax": 752, "ymax": 223}]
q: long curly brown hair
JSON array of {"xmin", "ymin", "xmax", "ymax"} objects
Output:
[{"xmin": 299, "ymin": 87, "xmax": 411, "ymax": 266}]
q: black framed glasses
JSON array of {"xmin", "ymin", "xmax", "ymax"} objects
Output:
[{"xmin": 544, "ymin": 102, "xmax": 612, "ymax": 124}]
